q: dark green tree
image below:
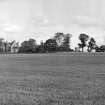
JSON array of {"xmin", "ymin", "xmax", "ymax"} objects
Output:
[
  {"xmin": 44, "ymin": 39, "xmax": 58, "ymax": 52},
  {"xmin": 78, "ymin": 33, "xmax": 89, "ymax": 52},
  {"xmin": 36, "ymin": 40, "xmax": 45, "ymax": 53},
  {"xmin": 0, "ymin": 38, "xmax": 4, "ymax": 52},
  {"xmin": 95, "ymin": 45, "xmax": 101, "ymax": 52},
  {"xmin": 62, "ymin": 33, "xmax": 72, "ymax": 51},
  {"xmin": 54, "ymin": 32, "xmax": 65, "ymax": 47},
  {"xmin": 100, "ymin": 45, "xmax": 105, "ymax": 52},
  {"xmin": 88, "ymin": 37, "xmax": 96, "ymax": 52},
  {"xmin": 19, "ymin": 38, "xmax": 37, "ymax": 53},
  {"xmin": 54, "ymin": 32, "xmax": 72, "ymax": 51}
]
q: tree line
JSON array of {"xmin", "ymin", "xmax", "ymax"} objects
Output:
[
  {"xmin": 19, "ymin": 32, "xmax": 72, "ymax": 53},
  {"xmin": 0, "ymin": 32, "xmax": 105, "ymax": 53},
  {"xmin": 19, "ymin": 32, "xmax": 105, "ymax": 53}
]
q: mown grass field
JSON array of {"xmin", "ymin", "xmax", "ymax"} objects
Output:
[{"xmin": 0, "ymin": 53, "xmax": 105, "ymax": 105}]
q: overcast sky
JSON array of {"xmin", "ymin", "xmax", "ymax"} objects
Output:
[{"xmin": 0, "ymin": 0, "xmax": 105, "ymax": 48}]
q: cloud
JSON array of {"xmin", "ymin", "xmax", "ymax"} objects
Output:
[
  {"xmin": 31, "ymin": 16, "xmax": 49, "ymax": 27},
  {"xmin": 72, "ymin": 16, "xmax": 105, "ymax": 29},
  {"xmin": 3, "ymin": 23, "xmax": 21, "ymax": 33}
]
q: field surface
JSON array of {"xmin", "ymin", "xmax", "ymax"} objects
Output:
[{"xmin": 0, "ymin": 53, "xmax": 105, "ymax": 105}]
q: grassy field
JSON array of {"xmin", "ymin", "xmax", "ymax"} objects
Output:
[{"xmin": 0, "ymin": 53, "xmax": 105, "ymax": 105}]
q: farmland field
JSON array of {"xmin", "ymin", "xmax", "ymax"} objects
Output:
[{"xmin": 0, "ymin": 53, "xmax": 105, "ymax": 105}]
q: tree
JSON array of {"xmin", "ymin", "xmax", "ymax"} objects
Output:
[
  {"xmin": 100, "ymin": 45, "xmax": 105, "ymax": 52},
  {"xmin": 88, "ymin": 37, "xmax": 96, "ymax": 52},
  {"xmin": 44, "ymin": 39, "xmax": 58, "ymax": 52},
  {"xmin": 95, "ymin": 45, "xmax": 101, "ymax": 52},
  {"xmin": 3, "ymin": 41, "xmax": 11, "ymax": 53},
  {"xmin": 54, "ymin": 32, "xmax": 72, "ymax": 51},
  {"xmin": 28, "ymin": 38, "xmax": 37, "ymax": 52},
  {"xmin": 54, "ymin": 32, "xmax": 65, "ymax": 47},
  {"xmin": 36, "ymin": 40, "xmax": 45, "ymax": 53},
  {"xmin": 62, "ymin": 33, "xmax": 72, "ymax": 51},
  {"xmin": 9, "ymin": 40, "xmax": 19, "ymax": 53},
  {"xmin": 19, "ymin": 38, "xmax": 37, "ymax": 53},
  {"xmin": 0, "ymin": 38, "xmax": 4, "ymax": 52},
  {"xmin": 78, "ymin": 33, "xmax": 89, "ymax": 52}
]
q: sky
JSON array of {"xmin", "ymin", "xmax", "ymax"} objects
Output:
[{"xmin": 0, "ymin": 0, "xmax": 105, "ymax": 48}]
